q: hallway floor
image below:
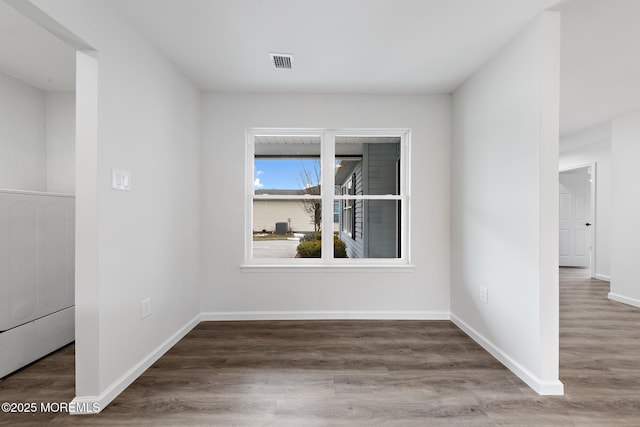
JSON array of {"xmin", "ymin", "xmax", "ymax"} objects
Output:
[{"xmin": 1, "ymin": 268, "xmax": 638, "ymax": 425}]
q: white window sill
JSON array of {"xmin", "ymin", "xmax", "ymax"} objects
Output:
[{"xmin": 240, "ymin": 263, "xmax": 416, "ymax": 273}]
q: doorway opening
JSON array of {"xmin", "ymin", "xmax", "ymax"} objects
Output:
[
  {"xmin": 559, "ymin": 164, "xmax": 596, "ymax": 278},
  {"xmin": 0, "ymin": 0, "xmax": 77, "ymax": 378},
  {"xmin": 1, "ymin": 0, "xmax": 97, "ymax": 403}
]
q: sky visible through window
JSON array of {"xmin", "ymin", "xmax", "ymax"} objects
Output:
[{"xmin": 254, "ymin": 159, "xmax": 320, "ymax": 190}]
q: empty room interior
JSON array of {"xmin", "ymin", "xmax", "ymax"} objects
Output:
[{"xmin": 1, "ymin": 0, "xmax": 640, "ymax": 424}]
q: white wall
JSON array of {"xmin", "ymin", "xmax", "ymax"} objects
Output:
[
  {"xmin": 46, "ymin": 91, "xmax": 75, "ymax": 194},
  {"xmin": 610, "ymin": 109, "xmax": 640, "ymax": 308},
  {"xmin": 0, "ymin": 70, "xmax": 46, "ymax": 191},
  {"xmin": 27, "ymin": 0, "xmax": 202, "ymax": 410},
  {"xmin": 559, "ymin": 124, "xmax": 611, "ymax": 281},
  {"xmin": 560, "ymin": 121, "xmax": 610, "ymax": 152},
  {"xmin": 451, "ymin": 12, "xmax": 562, "ymax": 394},
  {"xmin": 202, "ymin": 94, "xmax": 451, "ymax": 318},
  {"xmin": 0, "ymin": 72, "xmax": 75, "ymax": 194}
]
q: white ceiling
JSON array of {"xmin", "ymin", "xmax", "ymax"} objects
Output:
[
  {"xmin": 118, "ymin": 0, "xmax": 561, "ymax": 94},
  {"xmin": 3, "ymin": 0, "xmax": 640, "ymax": 137},
  {"xmin": 558, "ymin": 0, "xmax": 640, "ymax": 136},
  {"xmin": 0, "ymin": 0, "xmax": 75, "ymax": 91}
]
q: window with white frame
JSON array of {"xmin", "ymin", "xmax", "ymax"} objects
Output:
[
  {"xmin": 341, "ymin": 175, "xmax": 354, "ymax": 237},
  {"xmin": 246, "ymin": 129, "xmax": 410, "ymax": 266}
]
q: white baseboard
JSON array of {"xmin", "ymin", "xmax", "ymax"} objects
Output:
[
  {"xmin": 608, "ymin": 292, "xmax": 640, "ymax": 309},
  {"xmin": 201, "ymin": 310, "xmax": 450, "ymax": 321},
  {"xmin": 450, "ymin": 314, "xmax": 564, "ymax": 396},
  {"xmin": 595, "ymin": 274, "xmax": 611, "ymax": 282},
  {"xmin": 70, "ymin": 314, "xmax": 201, "ymax": 414}
]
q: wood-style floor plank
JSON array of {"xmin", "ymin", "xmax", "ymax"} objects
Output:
[{"xmin": 1, "ymin": 267, "xmax": 639, "ymax": 425}]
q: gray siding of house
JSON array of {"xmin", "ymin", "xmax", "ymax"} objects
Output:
[
  {"xmin": 366, "ymin": 200, "xmax": 399, "ymax": 258},
  {"xmin": 338, "ymin": 142, "xmax": 400, "ymax": 259},
  {"xmin": 366, "ymin": 143, "xmax": 399, "ymax": 195},
  {"xmin": 339, "ymin": 162, "xmax": 365, "ymax": 259},
  {"xmin": 365, "ymin": 143, "xmax": 399, "ymax": 258}
]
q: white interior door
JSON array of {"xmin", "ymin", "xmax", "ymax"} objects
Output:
[{"xmin": 559, "ymin": 168, "xmax": 592, "ymax": 267}]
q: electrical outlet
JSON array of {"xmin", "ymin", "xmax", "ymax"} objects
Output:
[
  {"xmin": 141, "ymin": 298, "xmax": 151, "ymax": 319},
  {"xmin": 480, "ymin": 287, "xmax": 488, "ymax": 304}
]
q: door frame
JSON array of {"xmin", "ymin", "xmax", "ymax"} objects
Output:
[{"xmin": 559, "ymin": 162, "xmax": 597, "ymax": 278}]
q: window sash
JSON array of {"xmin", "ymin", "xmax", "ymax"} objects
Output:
[{"xmin": 246, "ymin": 128, "xmax": 410, "ymax": 265}]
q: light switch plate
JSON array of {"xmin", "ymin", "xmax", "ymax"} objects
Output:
[
  {"xmin": 480, "ymin": 287, "xmax": 488, "ymax": 304},
  {"xmin": 112, "ymin": 169, "xmax": 131, "ymax": 191},
  {"xmin": 141, "ymin": 298, "xmax": 151, "ymax": 319}
]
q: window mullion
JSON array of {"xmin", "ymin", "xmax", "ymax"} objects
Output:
[
  {"xmin": 321, "ymin": 131, "xmax": 335, "ymax": 260},
  {"xmin": 246, "ymin": 130, "xmax": 255, "ymax": 262}
]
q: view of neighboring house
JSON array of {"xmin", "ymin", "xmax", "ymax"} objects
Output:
[
  {"xmin": 254, "ymin": 188, "xmax": 320, "ymax": 233},
  {"xmin": 253, "ymin": 188, "xmax": 339, "ymax": 234}
]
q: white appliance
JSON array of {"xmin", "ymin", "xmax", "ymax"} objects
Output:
[{"xmin": 0, "ymin": 189, "xmax": 74, "ymax": 378}]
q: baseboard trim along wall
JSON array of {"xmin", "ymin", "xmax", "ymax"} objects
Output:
[
  {"xmin": 201, "ymin": 311, "xmax": 451, "ymax": 321},
  {"xmin": 608, "ymin": 292, "xmax": 640, "ymax": 309},
  {"xmin": 69, "ymin": 314, "xmax": 201, "ymax": 415},
  {"xmin": 595, "ymin": 274, "xmax": 611, "ymax": 282},
  {"xmin": 451, "ymin": 314, "xmax": 564, "ymax": 396}
]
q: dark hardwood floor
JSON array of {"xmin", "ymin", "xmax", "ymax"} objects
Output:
[{"xmin": 1, "ymin": 268, "xmax": 639, "ymax": 425}]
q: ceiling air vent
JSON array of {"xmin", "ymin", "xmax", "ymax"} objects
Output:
[{"xmin": 270, "ymin": 53, "xmax": 293, "ymax": 70}]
